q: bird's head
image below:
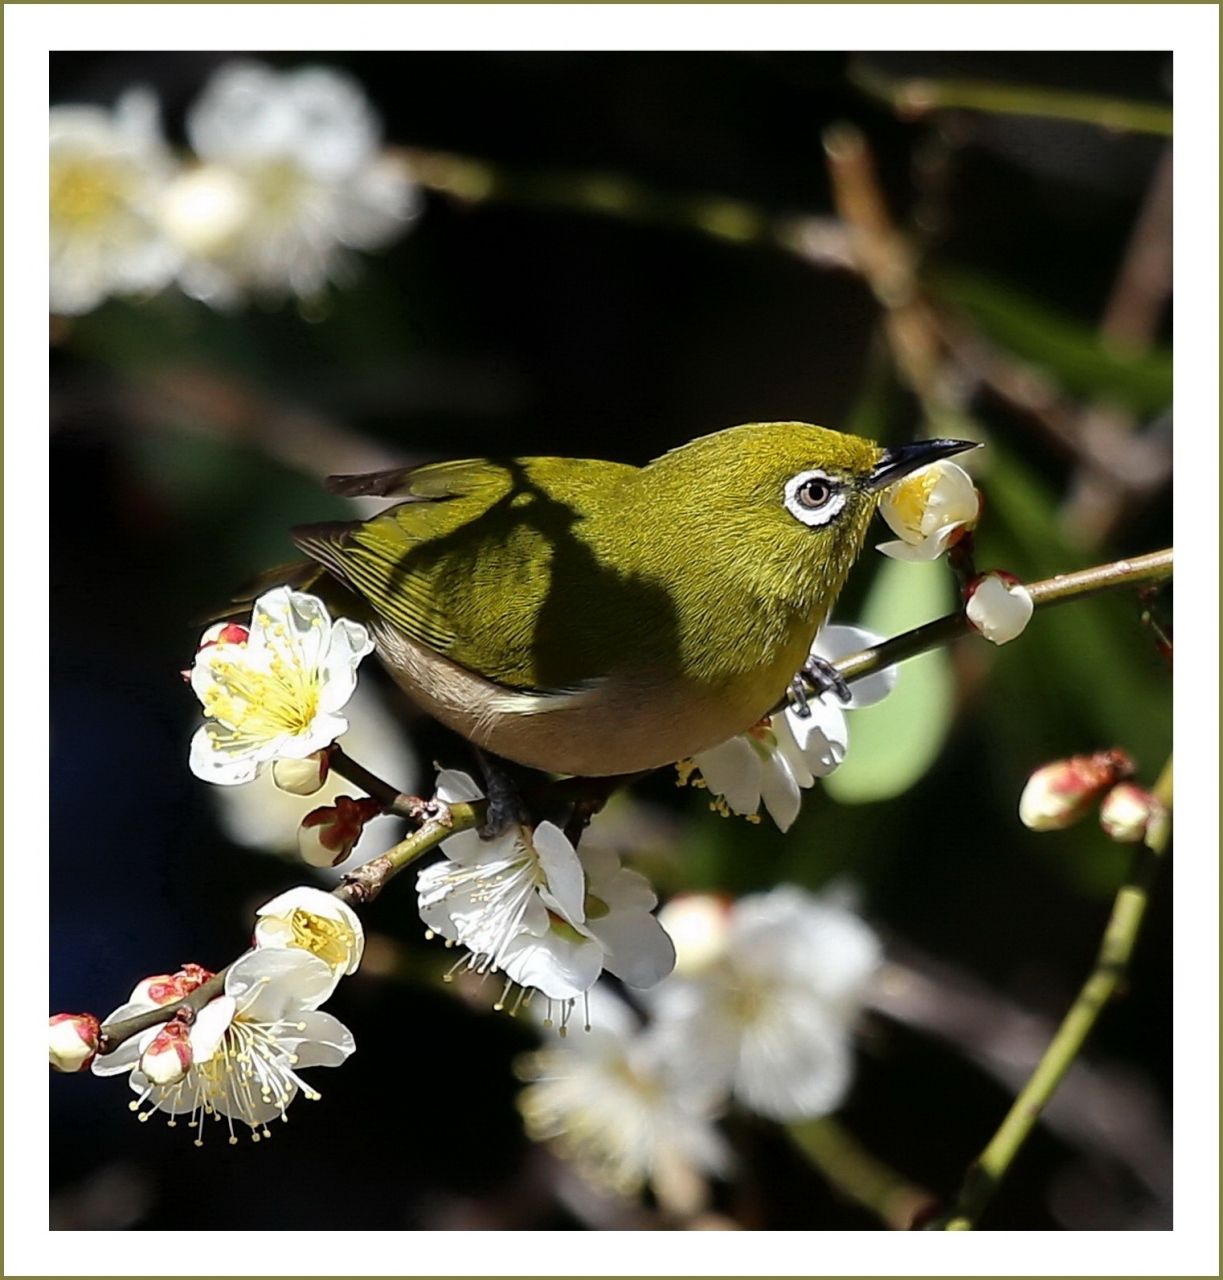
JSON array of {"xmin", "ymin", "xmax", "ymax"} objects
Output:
[{"xmin": 642, "ymin": 421, "xmax": 978, "ymax": 612}]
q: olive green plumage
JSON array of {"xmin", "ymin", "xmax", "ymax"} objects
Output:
[{"xmin": 288, "ymin": 421, "xmax": 968, "ymax": 776}]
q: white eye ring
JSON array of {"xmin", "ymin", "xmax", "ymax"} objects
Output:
[{"xmin": 784, "ymin": 470, "xmax": 846, "ymax": 527}]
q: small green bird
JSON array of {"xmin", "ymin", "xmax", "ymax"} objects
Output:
[{"xmin": 288, "ymin": 421, "xmax": 973, "ymax": 777}]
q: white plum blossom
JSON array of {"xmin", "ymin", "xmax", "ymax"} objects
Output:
[
  {"xmin": 877, "ymin": 459, "xmax": 980, "ymax": 561},
  {"xmin": 417, "ymin": 771, "xmax": 675, "ymax": 1008},
  {"xmin": 253, "ymin": 885, "xmax": 365, "ymax": 984},
  {"xmin": 691, "ymin": 623, "xmax": 898, "ymax": 831},
  {"xmin": 516, "ymin": 984, "xmax": 730, "ymax": 1210},
  {"xmin": 50, "ymin": 89, "xmax": 181, "ymax": 315},
  {"xmin": 646, "ymin": 887, "xmax": 881, "ymax": 1122},
  {"xmin": 164, "ymin": 60, "xmax": 419, "ymax": 305},
  {"xmin": 93, "ymin": 949, "xmax": 354, "ymax": 1143},
  {"xmin": 188, "ymin": 588, "xmax": 373, "ymax": 787},
  {"xmin": 965, "ymin": 571, "xmax": 1034, "ymax": 645}
]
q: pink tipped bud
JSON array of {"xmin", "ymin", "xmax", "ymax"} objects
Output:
[
  {"xmin": 1099, "ymin": 783, "xmax": 1169, "ymax": 846},
  {"xmin": 965, "ymin": 571, "xmax": 1034, "ymax": 646},
  {"xmin": 132, "ymin": 963, "xmax": 215, "ymax": 1007},
  {"xmin": 196, "ymin": 621, "xmax": 250, "ymax": 652},
  {"xmin": 298, "ymin": 796, "xmax": 383, "ymax": 867},
  {"xmin": 272, "ymin": 750, "xmax": 332, "ymax": 796},
  {"xmin": 139, "ymin": 1018, "xmax": 194, "ymax": 1085},
  {"xmin": 1019, "ymin": 750, "xmax": 1134, "ymax": 832},
  {"xmin": 49, "ymin": 1013, "xmax": 102, "ymax": 1073}
]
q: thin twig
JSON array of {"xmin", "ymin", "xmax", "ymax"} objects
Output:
[
  {"xmin": 850, "ymin": 64, "xmax": 1173, "ymax": 136},
  {"xmin": 812, "ymin": 548, "xmax": 1173, "ymax": 696},
  {"xmin": 94, "ymin": 798, "xmax": 486, "ymax": 1056},
  {"xmin": 1062, "ymin": 145, "xmax": 1174, "ymax": 546},
  {"xmin": 789, "ymin": 1116, "xmax": 937, "ymax": 1229},
  {"xmin": 869, "ymin": 950, "xmax": 1172, "ymax": 1210},
  {"xmin": 98, "ymin": 967, "xmax": 230, "ymax": 1055},
  {"xmin": 334, "ymin": 798, "xmax": 485, "ymax": 907}
]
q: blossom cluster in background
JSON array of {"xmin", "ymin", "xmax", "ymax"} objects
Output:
[
  {"xmin": 49, "ymin": 59, "xmax": 419, "ymax": 315},
  {"xmin": 516, "ymin": 886, "xmax": 882, "ymax": 1210}
]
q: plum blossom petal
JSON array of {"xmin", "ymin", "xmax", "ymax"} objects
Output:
[
  {"xmin": 517, "ymin": 984, "xmax": 731, "ymax": 1210},
  {"xmin": 50, "ymin": 89, "xmax": 181, "ymax": 314}
]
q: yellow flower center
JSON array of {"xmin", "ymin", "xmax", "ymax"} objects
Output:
[
  {"xmin": 250, "ymin": 158, "xmax": 310, "ymax": 217},
  {"xmin": 287, "ymin": 908, "xmax": 355, "ymax": 972},
  {"xmin": 203, "ymin": 650, "xmax": 321, "ymax": 738},
  {"xmin": 888, "ymin": 468, "xmax": 939, "ymax": 540},
  {"xmin": 51, "ymin": 157, "xmax": 129, "ymax": 229},
  {"xmin": 725, "ymin": 974, "xmax": 770, "ymax": 1025}
]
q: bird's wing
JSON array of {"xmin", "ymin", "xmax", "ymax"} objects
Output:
[{"xmin": 293, "ymin": 456, "xmax": 639, "ymax": 689}]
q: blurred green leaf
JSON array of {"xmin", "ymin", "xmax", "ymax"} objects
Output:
[
  {"xmin": 824, "ymin": 557, "xmax": 957, "ymax": 804},
  {"xmin": 928, "ymin": 269, "xmax": 1172, "ymax": 416}
]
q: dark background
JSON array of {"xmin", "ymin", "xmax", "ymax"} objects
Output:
[{"xmin": 50, "ymin": 50, "xmax": 1173, "ymax": 1231}]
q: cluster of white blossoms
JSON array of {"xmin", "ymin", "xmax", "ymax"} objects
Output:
[
  {"xmin": 516, "ymin": 886, "xmax": 881, "ymax": 1208},
  {"xmin": 71, "ymin": 452, "xmax": 1029, "ymax": 1150},
  {"xmin": 50, "ymin": 60, "xmax": 419, "ymax": 315},
  {"xmin": 419, "ymin": 770, "xmax": 677, "ymax": 1015},
  {"xmin": 82, "ymin": 888, "xmax": 361, "ymax": 1143}
]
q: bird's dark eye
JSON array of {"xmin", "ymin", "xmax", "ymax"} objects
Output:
[
  {"xmin": 784, "ymin": 469, "xmax": 847, "ymax": 527},
  {"xmin": 797, "ymin": 477, "xmax": 833, "ymax": 509}
]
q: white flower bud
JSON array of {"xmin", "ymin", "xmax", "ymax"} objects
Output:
[
  {"xmin": 1099, "ymin": 783, "xmax": 1168, "ymax": 846},
  {"xmin": 272, "ymin": 751, "xmax": 331, "ymax": 796},
  {"xmin": 965, "ymin": 572, "xmax": 1034, "ymax": 645},
  {"xmin": 877, "ymin": 461, "xmax": 980, "ymax": 561},
  {"xmin": 139, "ymin": 1020, "xmax": 193, "ymax": 1086},
  {"xmin": 49, "ymin": 1013, "xmax": 101, "ymax": 1073}
]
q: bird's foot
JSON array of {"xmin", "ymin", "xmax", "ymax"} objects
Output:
[
  {"xmin": 473, "ymin": 747, "xmax": 533, "ymax": 838},
  {"xmin": 788, "ymin": 655, "xmax": 851, "ymax": 717}
]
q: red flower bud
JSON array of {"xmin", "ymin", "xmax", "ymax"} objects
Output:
[
  {"xmin": 1019, "ymin": 750, "xmax": 1134, "ymax": 832},
  {"xmin": 298, "ymin": 796, "xmax": 383, "ymax": 867}
]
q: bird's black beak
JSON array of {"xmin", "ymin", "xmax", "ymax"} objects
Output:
[{"xmin": 867, "ymin": 438, "xmax": 980, "ymax": 492}]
